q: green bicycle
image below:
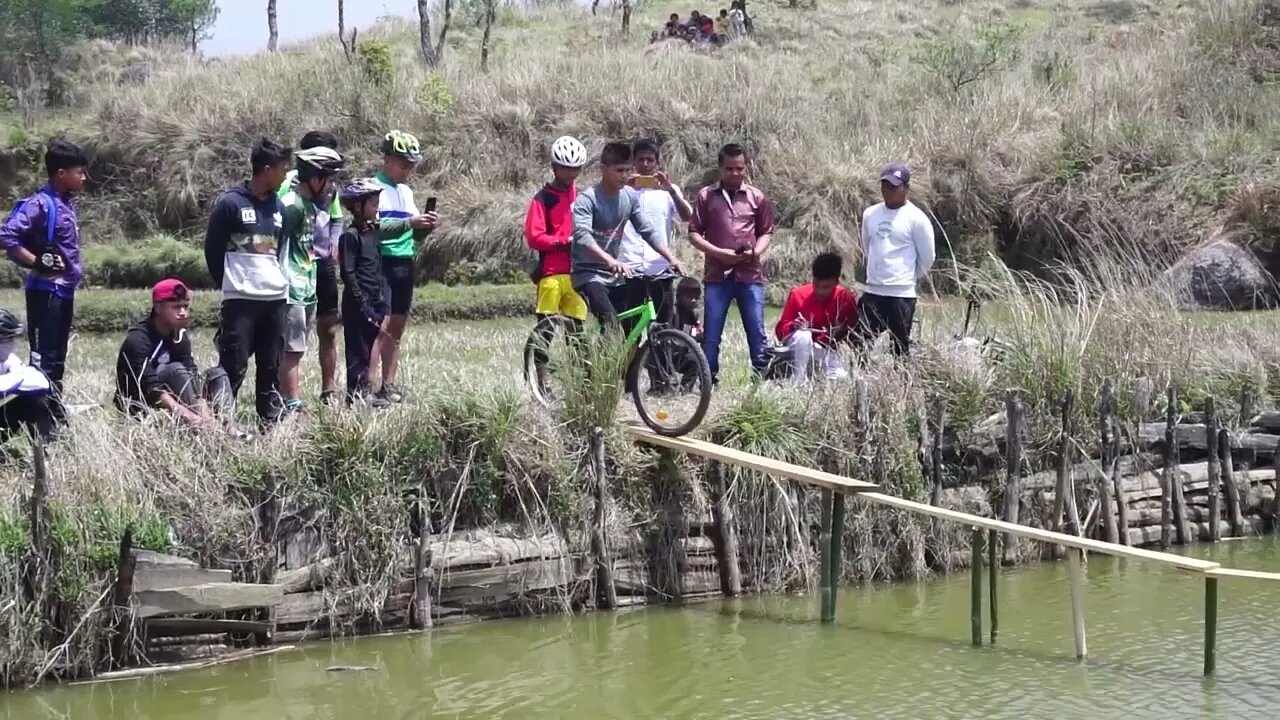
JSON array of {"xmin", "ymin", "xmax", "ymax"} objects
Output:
[{"xmin": 524, "ymin": 273, "xmax": 713, "ymax": 437}]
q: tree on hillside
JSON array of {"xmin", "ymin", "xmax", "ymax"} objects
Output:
[
  {"xmin": 479, "ymin": 0, "xmax": 496, "ymax": 71},
  {"xmin": 165, "ymin": 0, "xmax": 220, "ymax": 53},
  {"xmin": 417, "ymin": 0, "xmax": 454, "ymax": 67},
  {"xmin": 267, "ymin": 0, "xmax": 278, "ymax": 52}
]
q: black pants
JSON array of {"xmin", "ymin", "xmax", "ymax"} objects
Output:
[
  {"xmin": 343, "ymin": 301, "xmax": 381, "ymax": 399},
  {"xmin": 26, "ymin": 289, "xmax": 74, "ymax": 421},
  {"xmin": 0, "ymin": 394, "xmax": 55, "ymax": 444},
  {"xmin": 577, "ymin": 282, "xmax": 627, "ymax": 330},
  {"xmin": 215, "ymin": 299, "xmax": 286, "ymax": 422},
  {"xmin": 856, "ymin": 293, "xmax": 916, "ymax": 356}
]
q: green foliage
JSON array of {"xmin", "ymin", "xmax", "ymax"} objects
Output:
[
  {"xmin": 417, "ymin": 74, "xmax": 455, "ymax": 118},
  {"xmin": 358, "ymin": 41, "xmax": 395, "ymax": 87},
  {"xmin": 915, "ymin": 18, "xmax": 1025, "ymax": 94},
  {"xmin": 0, "ymin": 513, "xmax": 27, "ymax": 558},
  {"xmin": 1032, "ymin": 49, "xmax": 1076, "ymax": 91}
]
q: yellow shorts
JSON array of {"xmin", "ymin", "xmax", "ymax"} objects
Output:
[{"xmin": 535, "ymin": 274, "xmax": 588, "ymax": 321}]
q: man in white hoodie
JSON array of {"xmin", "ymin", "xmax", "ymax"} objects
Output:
[{"xmin": 858, "ymin": 163, "xmax": 935, "ymax": 356}]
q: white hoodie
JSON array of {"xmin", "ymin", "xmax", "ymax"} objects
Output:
[{"xmin": 860, "ymin": 200, "xmax": 936, "ymax": 298}]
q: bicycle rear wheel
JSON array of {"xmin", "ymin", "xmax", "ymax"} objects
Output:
[
  {"xmin": 628, "ymin": 328, "xmax": 713, "ymax": 437},
  {"xmin": 523, "ymin": 316, "xmax": 574, "ymax": 407}
]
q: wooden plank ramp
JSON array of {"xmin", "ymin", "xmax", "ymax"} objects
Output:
[{"xmin": 621, "ymin": 424, "xmax": 1217, "ymax": 571}]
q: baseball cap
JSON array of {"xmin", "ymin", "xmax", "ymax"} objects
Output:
[
  {"xmin": 152, "ymin": 278, "xmax": 190, "ymax": 304},
  {"xmin": 879, "ymin": 163, "xmax": 911, "ymax": 187}
]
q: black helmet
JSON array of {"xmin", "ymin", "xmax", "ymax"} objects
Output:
[{"xmin": 0, "ymin": 309, "xmax": 23, "ymax": 340}]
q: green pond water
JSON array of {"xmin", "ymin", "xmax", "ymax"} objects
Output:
[{"xmin": 5, "ymin": 538, "xmax": 1280, "ymax": 720}]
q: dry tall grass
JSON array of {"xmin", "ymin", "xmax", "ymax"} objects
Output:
[{"xmin": 4, "ymin": 0, "xmax": 1271, "ymax": 286}]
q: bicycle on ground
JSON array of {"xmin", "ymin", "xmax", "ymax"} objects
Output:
[{"xmin": 523, "ymin": 272, "xmax": 713, "ymax": 437}]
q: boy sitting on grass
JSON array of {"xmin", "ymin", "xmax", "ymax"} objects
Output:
[
  {"xmin": 774, "ymin": 252, "xmax": 858, "ymax": 384},
  {"xmin": 339, "ymin": 179, "xmax": 433, "ymax": 408}
]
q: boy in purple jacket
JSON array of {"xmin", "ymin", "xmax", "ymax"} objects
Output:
[{"xmin": 0, "ymin": 139, "xmax": 88, "ymax": 425}]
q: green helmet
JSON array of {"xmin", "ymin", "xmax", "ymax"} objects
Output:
[{"xmin": 381, "ymin": 130, "xmax": 422, "ymax": 164}]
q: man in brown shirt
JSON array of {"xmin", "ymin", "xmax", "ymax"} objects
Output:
[{"xmin": 688, "ymin": 143, "xmax": 775, "ymax": 383}]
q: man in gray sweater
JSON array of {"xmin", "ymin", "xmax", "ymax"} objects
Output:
[{"xmin": 571, "ymin": 142, "xmax": 685, "ymax": 328}]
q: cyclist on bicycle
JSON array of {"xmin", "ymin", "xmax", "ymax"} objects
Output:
[
  {"xmin": 570, "ymin": 142, "xmax": 685, "ymax": 329},
  {"xmin": 525, "ymin": 136, "xmax": 589, "ymax": 346}
]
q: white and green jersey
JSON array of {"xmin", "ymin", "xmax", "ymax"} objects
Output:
[
  {"xmin": 280, "ymin": 190, "xmax": 320, "ymax": 305},
  {"xmin": 278, "ymin": 170, "xmax": 342, "ymax": 258},
  {"xmin": 376, "ymin": 171, "xmax": 419, "ymax": 258}
]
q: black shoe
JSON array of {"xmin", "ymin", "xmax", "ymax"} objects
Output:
[
  {"xmin": 378, "ymin": 384, "xmax": 404, "ymax": 403},
  {"xmin": 320, "ymin": 390, "xmax": 338, "ymax": 406}
]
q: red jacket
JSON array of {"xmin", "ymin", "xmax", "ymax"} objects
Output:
[
  {"xmin": 524, "ymin": 183, "xmax": 576, "ymax": 279},
  {"xmin": 775, "ymin": 283, "xmax": 858, "ymax": 346}
]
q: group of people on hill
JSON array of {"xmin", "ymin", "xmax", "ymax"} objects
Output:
[
  {"xmin": 524, "ymin": 135, "xmax": 935, "ymax": 388},
  {"xmin": 0, "ymin": 129, "xmax": 935, "ymax": 445},
  {"xmin": 651, "ymin": 4, "xmax": 747, "ymax": 45},
  {"xmin": 0, "ymin": 131, "xmax": 440, "ymax": 440}
]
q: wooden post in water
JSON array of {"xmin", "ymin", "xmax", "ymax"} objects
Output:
[
  {"xmin": 829, "ymin": 492, "xmax": 846, "ymax": 620},
  {"xmin": 1097, "ymin": 380, "xmax": 1119, "ymax": 544},
  {"xmin": 410, "ymin": 480, "xmax": 433, "ymax": 629},
  {"xmin": 708, "ymin": 461, "xmax": 742, "ymax": 597},
  {"xmin": 1066, "ymin": 547, "xmax": 1087, "ymax": 659},
  {"xmin": 1203, "ymin": 576, "xmax": 1218, "ymax": 677},
  {"xmin": 110, "ymin": 528, "xmax": 138, "ymax": 668},
  {"xmin": 1218, "ymin": 429, "xmax": 1244, "ymax": 537},
  {"xmin": 987, "ymin": 528, "xmax": 998, "ymax": 645},
  {"xmin": 929, "ymin": 404, "xmax": 944, "ymax": 507},
  {"xmin": 1053, "ymin": 392, "xmax": 1080, "ymax": 557},
  {"xmin": 25, "ymin": 438, "xmax": 50, "ymax": 613},
  {"xmin": 1205, "ymin": 397, "xmax": 1221, "ymax": 543},
  {"xmin": 1002, "ymin": 390, "xmax": 1022, "ymax": 564},
  {"xmin": 1167, "ymin": 387, "xmax": 1191, "ymax": 545},
  {"xmin": 819, "ymin": 488, "xmax": 834, "ymax": 623},
  {"xmin": 970, "ymin": 528, "xmax": 983, "ymax": 647},
  {"xmin": 590, "ymin": 427, "xmax": 618, "ymax": 610},
  {"xmin": 254, "ymin": 471, "xmax": 281, "ymax": 646}
]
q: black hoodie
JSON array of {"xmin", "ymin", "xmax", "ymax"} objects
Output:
[{"xmin": 203, "ymin": 183, "xmax": 288, "ymax": 301}]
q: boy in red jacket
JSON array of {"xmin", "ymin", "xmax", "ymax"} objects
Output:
[
  {"xmin": 525, "ymin": 136, "xmax": 589, "ymax": 347},
  {"xmin": 775, "ymin": 252, "xmax": 858, "ymax": 384}
]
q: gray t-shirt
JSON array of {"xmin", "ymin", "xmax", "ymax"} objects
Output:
[{"xmin": 571, "ymin": 184, "xmax": 666, "ymax": 288}]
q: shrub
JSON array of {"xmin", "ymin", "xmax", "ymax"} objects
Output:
[
  {"xmin": 915, "ymin": 18, "xmax": 1024, "ymax": 95},
  {"xmin": 357, "ymin": 41, "xmax": 394, "ymax": 86}
]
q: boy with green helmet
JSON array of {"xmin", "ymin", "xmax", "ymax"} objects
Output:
[{"xmin": 373, "ymin": 130, "xmax": 439, "ymax": 403}]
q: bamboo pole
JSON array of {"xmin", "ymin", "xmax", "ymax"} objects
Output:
[
  {"xmin": 110, "ymin": 528, "xmax": 137, "ymax": 668},
  {"xmin": 254, "ymin": 471, "xmax": 280, "ymax": 647},
  {"xmin": 1097, "ymin": 380, "xmax": 1119, "ymax": 544},
  {"xmin": 1053, "ymin": 392, "xmax": 1080, "ymax": 559},
  {"xmin": 829, "ymin": 492, "xmax": 845, "ymax": 620},
  {"xmin": 1002, "ymin": 389, "xmax": 1022, "ymax": 564},
  {"xmin": 819, "ymin": 488, "xmax": 833, "ymax": 623},
  {"xmin": 1203, "ymin": 576, "xmax": 1218, "ymax": 676},
  {"xmin": 708, "ymin": 462, "xmax": 742, "ymax": 597},
  {"xmin": 590, "ymin": 427, "xmax": 618, "ymax": 610},
  {"xmin": 410, "ymin": 481, "xmax": 433, "ymax": 629},
  {"xmin": 1167, "ymin": 387, "xmax": 1191, "ymax": 545},
  {"xmin": 929, "ymin": 403, "xmax": 944, "ymax": 507},
  {"xmin": 987, "ymin": 528, "xmax": 998, "ymax": 645},
  {"xmin": 1218, "ymin": 429, "xmax": 1244, "ymax": 537},
  {"xmin": 1205, "ymin": 397, "xmax": 1221, "ymax": 543},
  {"xmin": 970, "ymin": 528, "xmax": 983, "ymax": 647},
  {"xmin": 1066, "ymin": 547, "xmax": 1087, "ymax": 659}
]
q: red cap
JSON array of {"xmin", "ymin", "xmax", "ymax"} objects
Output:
[{"xmin": 152, "ymin": 278, "xmax": 190, "ymax": 304}]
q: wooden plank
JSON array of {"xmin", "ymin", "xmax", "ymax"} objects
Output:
[
  {"xmin": 136, "ymin": 582, "xmax": 285, "ymax": 619},
  {"xmin": 134, "ymin": 565, "xmax": 235, "ymax": 592},
  {"xmin": 623, "ymin": 425, "xmax": 880, "ymax": 494},
  {"xmin": 1203, "ymin": 567, "xmax": 1280, "ymax": 581},
  {"xmin": 438, "ymin": 558, "xmax": 575, "ymax": 604},
  {"xmin": 145, "ymin": 618, "xmax": 275, "ymax": 637}
]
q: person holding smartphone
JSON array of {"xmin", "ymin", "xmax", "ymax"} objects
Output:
[
  {"xmin": 618, "ymin": 138, "xmax": 693, "ymax": 330},
  {"xmin": 373, "ymin": 130, "xmax": 438, "ymax": 404}
]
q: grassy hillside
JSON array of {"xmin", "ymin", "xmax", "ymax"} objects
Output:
[{"xmin": 1, "ymin": 0, "xmax": 1277, "ymax": 288}]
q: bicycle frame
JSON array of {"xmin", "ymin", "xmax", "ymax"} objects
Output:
[{"xmin": 616, "ymin": 298, "xmax": 657, "ymax": 348}]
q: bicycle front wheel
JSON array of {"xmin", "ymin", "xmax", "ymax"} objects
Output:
[{"xmin": 628, "ymin": 328, "xmax": 713, "ymax": 437}]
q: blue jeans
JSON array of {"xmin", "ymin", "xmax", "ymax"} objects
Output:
[{"xmin": 702, "ymin": 279, "xmax": 767, "ymax": 380}]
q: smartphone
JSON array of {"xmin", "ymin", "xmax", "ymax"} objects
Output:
[
  {"xmin": 632, "ymin": 175, "xmax": 660, "ymax": 190},
  {"xmin": 423, "ymin": 197, "xmax": 437, "ymax": 213}
]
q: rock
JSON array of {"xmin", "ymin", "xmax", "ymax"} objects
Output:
[{"xmin": 1164, "ymin": 239, "xmax": 1277, "ymax": 311}]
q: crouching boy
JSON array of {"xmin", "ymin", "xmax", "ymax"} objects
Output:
[{"xmin": 774, "ymin": 253, "xmax": 858, "ymax": 384}]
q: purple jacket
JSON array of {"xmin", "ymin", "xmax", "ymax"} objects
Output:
[{"xmin": 0, "ymin": 185, "xmax": 82, "ymax": 297}]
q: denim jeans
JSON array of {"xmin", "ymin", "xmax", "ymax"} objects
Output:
[{"xmin": 702, "ymin": 279, "xmax": 767, "ymax": 380}]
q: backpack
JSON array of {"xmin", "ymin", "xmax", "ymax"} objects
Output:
[{"xmin": 5, "ymin": 189, "xmax": 58, "ymax": 258}]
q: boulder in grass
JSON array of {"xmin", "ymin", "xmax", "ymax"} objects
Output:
[{"xmin": 1163, "ymin": 239, "xmax": 1277, "ymax": 311}]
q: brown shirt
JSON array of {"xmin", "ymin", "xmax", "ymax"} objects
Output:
[{"xmin": 689, "ymin": 182, "xmax": 775, "ymax": 284}]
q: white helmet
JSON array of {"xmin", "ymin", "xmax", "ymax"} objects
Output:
[
  {"xmin": 296, "ymin": 146, "xmax": 345, "ymax": 179},
  {"xmin": 549, "ymin": 136, "xmax": 588, "ymax": 168}
]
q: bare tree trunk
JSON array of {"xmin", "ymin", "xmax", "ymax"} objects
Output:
[
  {"xmin": 338, "ymin": 0, "xmax": 345, "ymax": 40},
  {"xmin": 416, "ymin": 0, "xmax": 437, "ymax": 65},
  {"xmin": 190, "ymin": 25, "xmax": 197, "ymax": 54},
  {"xmin": 480, "ymin": 0, "xmax": 496, "ymax": 72},
  {"xmin": 267, "ymin": 0, "xmax": 279, "ymax": 52},
  {"xmin": 621, "ymin": 0, "xmax": 632, "ymax": 35},
  {"xmin": 434, "ymin": 0, "xmax": 455, "ymax": 65}
]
